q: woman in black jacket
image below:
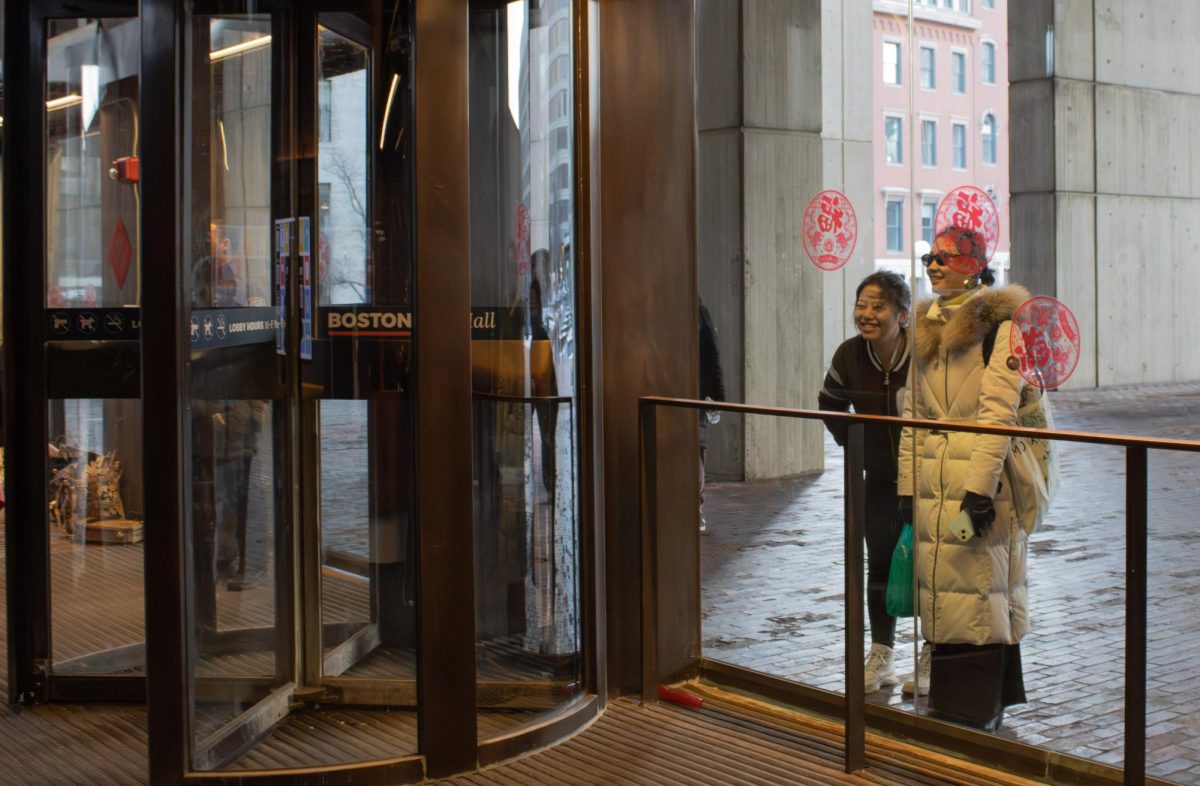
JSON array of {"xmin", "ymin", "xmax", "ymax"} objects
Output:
[{"xmin": 818, "ymin": 271, "xmax": 911, "ymax": 692}]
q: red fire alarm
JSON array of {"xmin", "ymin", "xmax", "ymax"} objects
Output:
[{"xmin": 110, "ymin": 156, "xmax": 140, "ymax": 183}]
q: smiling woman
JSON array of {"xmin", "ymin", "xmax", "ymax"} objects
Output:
[{"xmin": 819, "ymin": 270, "xmax": 912, "ymax": 693}]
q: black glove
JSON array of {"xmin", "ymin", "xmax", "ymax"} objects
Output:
[
  {"xmin": 898, "ymin": 496, "xmax": 914, "ymax": 527},
  {"xmin": 960, "ymin": 491, "xmax": 996, "ymax": 536}
]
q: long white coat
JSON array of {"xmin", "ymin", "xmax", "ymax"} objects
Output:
[{"xmin": 898, "ymin": 285, "xmax": 1031, "ymax": 646}]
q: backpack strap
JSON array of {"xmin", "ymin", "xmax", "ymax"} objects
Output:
[{"xmin": 981, "ymin": 321, "xmax": 1001, "ymax": 367}]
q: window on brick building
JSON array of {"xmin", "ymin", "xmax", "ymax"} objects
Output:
[
  {"xmin": 885, "ymin": 116, "xmax": 903, "ymax": 164},
  {"xmin": 883, "ymin": 41, "xmax": 901, "ymax": 85},
  {"xmin": 886, "ymin": 199, "xmax": 904, "ymax": 252},
  {"xmin": 921, "ymin": 119, "xmax": 937, "ymax": 167},
  {"xmin": 982, "ymin": 113, "xmax": 997, "ymax": 164}
]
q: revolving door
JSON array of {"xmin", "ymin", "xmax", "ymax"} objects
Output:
[{"xmin": 4, "ymin": 0, "xmax": 596, "ymax": 780}]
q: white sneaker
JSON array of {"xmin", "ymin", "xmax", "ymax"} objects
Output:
[
  {"xmin": 864, "ymin": 643, "xmax": 897, "ymax": 692},
  {"xmin": 901, "ymin": 642, "xmax": 932, "ymax": 697}
]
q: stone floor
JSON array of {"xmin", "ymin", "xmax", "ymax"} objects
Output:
[{"xmin": 700, "ymin": 383, "xmax": 1200, "ymax": 785}]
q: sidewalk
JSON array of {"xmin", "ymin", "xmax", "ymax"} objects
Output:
[{"xmin": 700, "ymin": 383, "xmax": 1200, "ymax": 784}]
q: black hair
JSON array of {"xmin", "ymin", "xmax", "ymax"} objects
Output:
[
  {"xmin": 855, "ymin": 270, "xmax": 911, "ymax": 314},
  {"xmin": 976, "ymin": 266, "xmax": 996, "ymax": 287}
]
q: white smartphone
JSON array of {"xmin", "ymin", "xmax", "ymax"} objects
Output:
[{"xmin": 950, "ymin": 509, "xmax": 975, "ymax": 542}]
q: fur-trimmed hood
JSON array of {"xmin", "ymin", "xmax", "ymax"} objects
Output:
[{"xmin": 913, "ymin": 285, "xmax": 1030, "ymax": 362}]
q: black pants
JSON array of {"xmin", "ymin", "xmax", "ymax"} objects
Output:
[{"xmin": 865, "ymin": 478, "xmax": 904, "ymax": 648}]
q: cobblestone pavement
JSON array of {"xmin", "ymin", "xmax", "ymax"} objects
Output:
[{"xmin": 700, "ymin": 383, "xmax": 1200, "ymax": 784}]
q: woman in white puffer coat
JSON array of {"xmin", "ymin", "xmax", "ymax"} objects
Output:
[{"xmin": 896, "ymin": 225, "xmax": 1031, "ymax": 731}]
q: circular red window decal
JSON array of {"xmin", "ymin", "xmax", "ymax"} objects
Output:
[
  {"xmin": 1009, "ymin": 296, "xmax": 1081, "ymax": 389},
  {"xmin": 802, "ymin": 190, "xmax": 857, "ymax": 271},
  {"xmin": 934, "ymin": 186, "xmax": 999, "ymax": 277}
]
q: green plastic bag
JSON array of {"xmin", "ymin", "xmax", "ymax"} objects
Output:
[{"xmin": 885, "ymin": 523, "xmax": 914, "ymax": 617}]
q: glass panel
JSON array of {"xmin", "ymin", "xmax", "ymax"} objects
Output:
[
  {"xmin": 1149, "ymin": 450, "xmax": 1200, "ymax": 783},
  {"xmin": 899, "ymin": 0, "xmax": 1015, "ymax": 736},
  {"xmin": 469, "ymin": 0, "xmax": 583, "ymax": 739},
  {"xmin": 316, "ymin": 25, "xmax": 370, "ymax": 307},
  {"xmin": 689, "ymin": 0, "xmax": 1200, "ymax": 775},
  {"xmin": 44, "ymin": 17, "xmax": 145, "ymax": 675},
  {"xmin": 183, "ymin": 13, "xmax": 289, "ymax": 769},
  {"xmin": 310, "ymin": 11, "xmax": 418, "ymax": 760}
]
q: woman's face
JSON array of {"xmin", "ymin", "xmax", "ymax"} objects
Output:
[
  {"xmin": 926, "ymin": 235, "xmax": 975, "ymax": 293},
  {"xmin": 854, "ymin": 284, "xmax": 907, "ymax": 344}
]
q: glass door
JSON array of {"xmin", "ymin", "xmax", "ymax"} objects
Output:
[
  {"xmin": 173, "ymin": 1, "xmax": 421, "ymax": 771},
  {"xmin": 180, "ymin": 6, "xmax": 296, "ymax": 768},
  {"xmin": 5, "ymin": 2, "xmax": 147, "ymax": 704},
  {"xmin": 307, "ymin": 10, "xmax": 420, "ymax": 706}
]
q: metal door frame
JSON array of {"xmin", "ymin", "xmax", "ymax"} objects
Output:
[{"xmin": 3, "ymin": 0, "xmax": 146, "ymax": 706}]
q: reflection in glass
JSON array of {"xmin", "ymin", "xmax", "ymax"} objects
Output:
[
  {"xmin": 44, "ymin": 18, "xmax": 146, "ymax": 676},
  {"xmin": 317, "ymin": 26, "xmax": 370, "ymax": 306},
  {"xmin": 269, "ymin": 9, "xmax": 425, "ymax": 767},
  {"xmin": 48, "ymin": 399, "xmax": 145, "ymax": 672},
  {"xmin": 469, "ymin": 0, "xmax": 582, "ymax": 737},
  {"xmin": 313, "ymin": 13, "xmax": 419, "ymax": 691},
  {"xmin": 185, "ymin": 15, "xmax": 286, "ymax": 768}
]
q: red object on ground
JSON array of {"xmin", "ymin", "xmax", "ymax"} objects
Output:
[{"xmin": 658, "ymin": 685, "xmax": 703, "ymax": 708}]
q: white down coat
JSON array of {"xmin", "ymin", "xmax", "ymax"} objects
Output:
[{"xmin": 897, "ymin": 285, "xmax": 1031, "ymax": 646}]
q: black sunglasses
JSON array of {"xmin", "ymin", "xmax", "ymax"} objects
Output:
[{"xmin": 920, "ymin": 252, "xmax": 946, "ymax": 268}]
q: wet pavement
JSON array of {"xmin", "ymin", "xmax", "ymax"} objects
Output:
[{"xmin": 700, "ymin": 382, "xmax": 1200, "ymax": 784}]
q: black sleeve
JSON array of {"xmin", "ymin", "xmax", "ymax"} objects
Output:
[
  {"xmin": 818, "ymin": 342, "xmax": 852, "ymax": 446},
  {"xmin": 699, "ymin": 302, "xmax": 726, "ymax": 402}
]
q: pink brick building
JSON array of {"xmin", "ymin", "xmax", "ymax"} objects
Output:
[{"xmin": 872, "ymin": 0, "xmax": 1009, "ymax": 291}]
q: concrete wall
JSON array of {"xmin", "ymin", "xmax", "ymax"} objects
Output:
[
  {"xmin": 697, "ymin": 0, "xmax": 874, "ymax": 480},
  {"xmin": 1010, "ymin": 0, "xmax": 1200, "ymax": 387}
]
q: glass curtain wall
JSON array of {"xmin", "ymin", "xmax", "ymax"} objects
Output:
[
  {"xmin": 696, "ymin": 1, "xmax": 1200, "ymax": 782},
  {"xmin": 468, "ymin": 0, "xmax": 582, "ymax": 738}
]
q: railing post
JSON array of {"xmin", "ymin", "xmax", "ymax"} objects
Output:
[
  {"xmin": 640, "ymin": 399, "xmax": 659, "ymax": 704},
  {"xmin": 844, "ymin": 423, "xmax": 866, "ymax": 772},
  {"xmin": 1125, "ymin": 446, "xmax": 1147, "ymax": 786}
]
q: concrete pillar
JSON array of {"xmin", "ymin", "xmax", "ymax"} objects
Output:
[
  {"xmin": 697, "ymin": 0, "xmax": 874, "ymax": 480},
  {"xmin": 1010, "ymin": 0, "xmax": 1200, "ymax": 388}
]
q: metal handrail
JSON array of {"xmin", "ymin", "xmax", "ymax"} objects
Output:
[
  {"xmin": 639, "ymin": 395, "xmax": 1180, "ymax": 786},
  {"xmin": 640, "ymin": 394, "xmax": 1200, "ymax": 451}
]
